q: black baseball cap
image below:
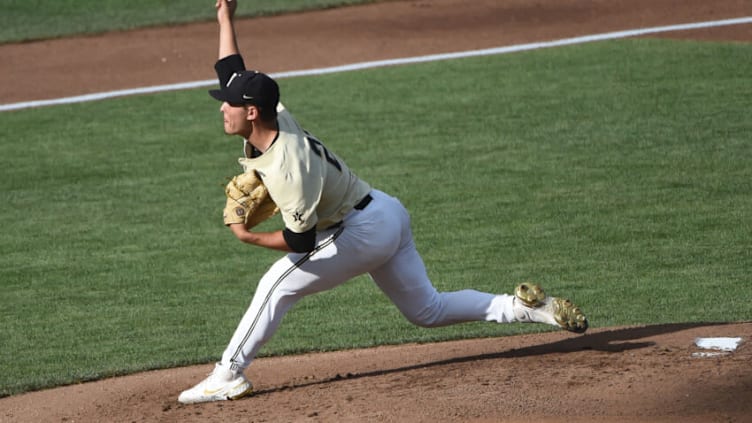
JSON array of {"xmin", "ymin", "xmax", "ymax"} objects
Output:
[{"xmin": 209, "ymin": 70, "xmax": 279, "ymax": 108}]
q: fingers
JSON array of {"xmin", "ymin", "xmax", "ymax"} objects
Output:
[{"xmin": 216, "ymin": 0, "xmax": 237, "ymax": 20}]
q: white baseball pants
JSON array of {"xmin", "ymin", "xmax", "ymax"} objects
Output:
[{"xmin": 221, "ymin": 189, "xmax": 518, "ymax": 371}]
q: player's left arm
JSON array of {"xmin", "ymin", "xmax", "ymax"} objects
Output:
[
  {"xmin": 228, "ymin": 224, "xmax": 316, "ymax": 253},
  {"xmin": 227, "ymin": 225, "xmax": 294, "ymax": 252}
]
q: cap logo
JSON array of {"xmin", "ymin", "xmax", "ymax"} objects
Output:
[{"xmin": 242, "ymin": 94, "xmax": 254, "ymax": 100}]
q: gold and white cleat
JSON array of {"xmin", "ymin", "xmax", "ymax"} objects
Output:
[{"xmin": 513, "ymin": 282, "xmax": 588, "ymax": 334}]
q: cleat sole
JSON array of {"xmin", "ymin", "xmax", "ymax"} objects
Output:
[{"xmin": 552, "ymin": 297, "xmax": 589, "ymax": 334}]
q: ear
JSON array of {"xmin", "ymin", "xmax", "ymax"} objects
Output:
[{"xmin": 246, "ymin": 105, "xmax": 260, "ymax": 122}]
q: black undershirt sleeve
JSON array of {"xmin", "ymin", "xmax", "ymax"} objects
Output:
[
  {"xmin": 282, "ymin": 226, "xmax": 317, "ymax": 253},
  {"xmin": 214, "ymin": 54, "xmax": 246, "ymax": 86}
]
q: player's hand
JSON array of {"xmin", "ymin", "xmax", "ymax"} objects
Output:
[{"xmin": 216, "ymin": 0, "xmax": 237, "ymax": 23}]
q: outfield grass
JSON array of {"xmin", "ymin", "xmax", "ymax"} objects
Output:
[
  {"xmin": 1, "ymin": 38, "xmax": 750, "ymax": 397},
  {"xmin": 0, "ymin": 0, "xmax": 378, "ymax": 43}
]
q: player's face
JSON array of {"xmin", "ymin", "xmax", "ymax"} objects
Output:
[{"xmin": 220, "ymin": 102, "xmax": 252, "ymax": 137}]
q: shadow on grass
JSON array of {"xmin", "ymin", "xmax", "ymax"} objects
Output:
[{"xmin": 252, "ymin": 321, "xmax": 738, "ymax": 396}]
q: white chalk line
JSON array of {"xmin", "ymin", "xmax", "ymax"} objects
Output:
[{"xmin": 1, "ymin": 16, "xmax": 750, "ymax": 112}]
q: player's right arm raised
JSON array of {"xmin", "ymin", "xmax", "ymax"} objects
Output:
[{"xmin": 216, "ymin": 0, "xmax": 240, "ymax": 60}]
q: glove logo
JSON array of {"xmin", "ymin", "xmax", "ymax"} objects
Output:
[{"xmin": 235, "ymin": 207, "xmax": 246, "ymax": 217}]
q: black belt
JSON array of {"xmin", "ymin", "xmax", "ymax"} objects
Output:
[{"xmin": 354, "ymin": 193, "xmax": 373, "ymax": 210}]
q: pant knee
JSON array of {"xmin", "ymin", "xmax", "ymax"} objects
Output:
[{"xmin": 404, "ymin": 303, "xmax": 444, "ymax": 328}]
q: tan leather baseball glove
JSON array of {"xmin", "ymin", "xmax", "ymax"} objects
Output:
[{"xmin": 223, "ymin": 171, "xmax": 279, "ymax": 229}]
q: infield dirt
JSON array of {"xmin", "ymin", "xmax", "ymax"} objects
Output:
[{"xmin": 1, "ymin": 1, "xmax": 750, "ymax": 422}]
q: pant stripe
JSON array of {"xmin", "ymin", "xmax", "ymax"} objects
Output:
[{"xmin": 229, "ymin": 226, "xmax": 345, "ymax": 368}]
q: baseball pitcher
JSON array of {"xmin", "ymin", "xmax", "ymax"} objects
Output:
[{"xmin": 178, "ymin": 0, "xmax": 588, "ymax": 404}]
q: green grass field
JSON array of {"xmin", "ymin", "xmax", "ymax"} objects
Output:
[{"xmin": 1, "ymin": 8, "xmax": 750, "ymax": 397}]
